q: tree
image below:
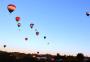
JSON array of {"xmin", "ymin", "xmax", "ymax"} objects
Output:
[{"xmin": 76, "ymin": 53, "xmax": 84, "ymax": 62}]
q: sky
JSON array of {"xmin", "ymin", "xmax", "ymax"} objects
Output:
[{"xmin": 0, "ymin": 0, "xmax": 90, "ymax": 56}]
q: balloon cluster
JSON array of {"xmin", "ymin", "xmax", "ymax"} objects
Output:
[
  {"xmin": 7, "ymin": 4, "xmax": 47, "ymax": 44},
  {"xmin": 1, "ymin": 3, "xmax": 49, "ymax": 48}
]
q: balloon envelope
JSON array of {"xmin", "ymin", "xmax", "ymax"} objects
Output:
[
  {"xmin": 25, "ymin": 38, "xmax": 28, "ymax": 41},
  {"xmin": 36, "ymin": 32, "xmax": 39, "ymax": 36},
  {"xmin": 30, "ymin": 23, "xmax": 34, "ymax": 29},
  {"xmin": 86, "ymin": 12, "xmax": 90, "ymax": 16},
  {"xmin": 7, "ymin": 4, "xmax": 16, "ymax": 13},
  {"xmin": 37, "ymin": 52, "xmax": 39, "ymax": 54},
  {"xmin": 44, "ymin": 36, "xmax": 46, "ymax": 39},
  {"xmin": 4, "ymin": 45, "xmax": 6, "ymax": 48},
  {"xmin": 16, "ymin": 16, "xmax": 20, "ymax": 22},
  {"xmin": 47, "ymin": 42, "xmax": 50, "ymax": 45},
  {"xmin": 17, "ymin": 23, "xmax": 21, "ymax": 27}
]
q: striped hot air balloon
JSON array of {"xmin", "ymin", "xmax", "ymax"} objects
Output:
[{"xmin": 7, "ymin": 4, "xmax": 16, "ymax": 13}]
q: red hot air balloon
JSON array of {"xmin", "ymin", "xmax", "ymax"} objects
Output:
[
  {"xmin": 36, "ymin": 31, "xmax": 39, "ymax": 36},
  {"xmin": 30, "ymin": 23, "xmax": 34, "ymax": 29},
  {"xmin": 17, "ymin": 23, "xmax": 21, "ymax": 27},
  {"xmin": 16, "ymin": 16, "xmax": 20, "ymax": 22},
  {"xmin": 7, "ymin": 4, "xmax": 16, "ymax": 13}
]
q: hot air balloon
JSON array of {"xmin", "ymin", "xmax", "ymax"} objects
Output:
[
  {"xmin": 7, "ymin": 4, "xmax": 16, "ymax": 13},
  {"xmin": 86, "ymin": 12, "xmax": 90, "ymax": 16},
  {"xmin": 37, "ymin": 52, "xmax": 39, "ymax": 54},
  {"xmin": 36, "ymin": 31, "xmax": 39, "ymax": 36},
  {"xmin": 17, "ymin": 23, "xmax": 21, "ymax": 27},
  {"xmin": 3, "ymin": 45, "xmax": 6, "ymax": 48},
  {"xmin": 16, "ymin": 16, "xmax": 20, "ymax": 22},
  {"xmin": 47, "ymin": 42, "xmax": 50, "ymax": 45},
  {"xmin": 44, "ymin": 36, "xmax": 46, "ymax": 39},
  {"xmin": 35, "ymin": 29, "xmax": 37, "ymax": 31},
  {"xmin": 30, "ymin": 23, "xmax": 34, "ymax": 29},
  {"xmin": 25, "ymin": 38, "xmax": 28, "ymax": 41}
]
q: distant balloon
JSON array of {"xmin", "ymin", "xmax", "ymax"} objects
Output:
[
  {"xmin": 16, "ymin": 16, "xmax": 20, "ymax": 22},
  {"xmin": 30, "ymin": 23, "xmax": 34, "ymax": 29},
  {"xmin": 36, "ymin": 31, "xmax": 39, "ymax": 36},
  {"xmin": 25, "ymin": 38, "xmax": 28, "ymax": 41},
  {"xmin": 37, "ymin": 52, "xmax": 39, "ymax": 54},
  {"xmin": 17, "ymin": 23, "xmax": 21, "ymax": 27},
  {"xmin": 35, "ymin": 29, "xmax": 37, "ymax": 31},
  {"xmin": 7, "ymin": 4, "xmax": 16, "ymax": 13},
  {"xmin": 44, "ymin": 36, "xmax": 46, "ymax": 39},
  {"xmin": 86, "ymin": 12, "xmax": 90, "ymax": 16},
  {"xmin": 47, "ymin": 42, "xmax": 50, "ymax": 45},
  {"xmin": 3, "ymin": 45, "xmax": 6, "ymax": 48}
]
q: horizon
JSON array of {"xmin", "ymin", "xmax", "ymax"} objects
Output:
[{"xmin": 0, "ymin": 47, "xmax": 90, "ymax": 57}]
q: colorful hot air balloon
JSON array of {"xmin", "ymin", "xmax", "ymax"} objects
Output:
[
  {"xmin": 36, "ymin": 31, "xmax": 39, "ymax": 36},
  {"xmin": 17, "ymin": 23, "xmax": 21, "ymax": 27},
  {"xmin": 16, "ymin": 16, "xmax": 20, "ymax": 22},
  {"xmin": 30, "ymin": 23, "xmax": 34, "ymax": 29},
  {"xmin": 7, "ymin": 4, "xmax": 16, "ymax": 13}
]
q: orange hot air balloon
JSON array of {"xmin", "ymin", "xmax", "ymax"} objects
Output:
[
  {"xmin": 7, "ymin": 4, "xmax": 16, "ymax": 13},
  {"xmin": 16, "ymin": 16, "xmax": 20, "ymax": 22}
]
